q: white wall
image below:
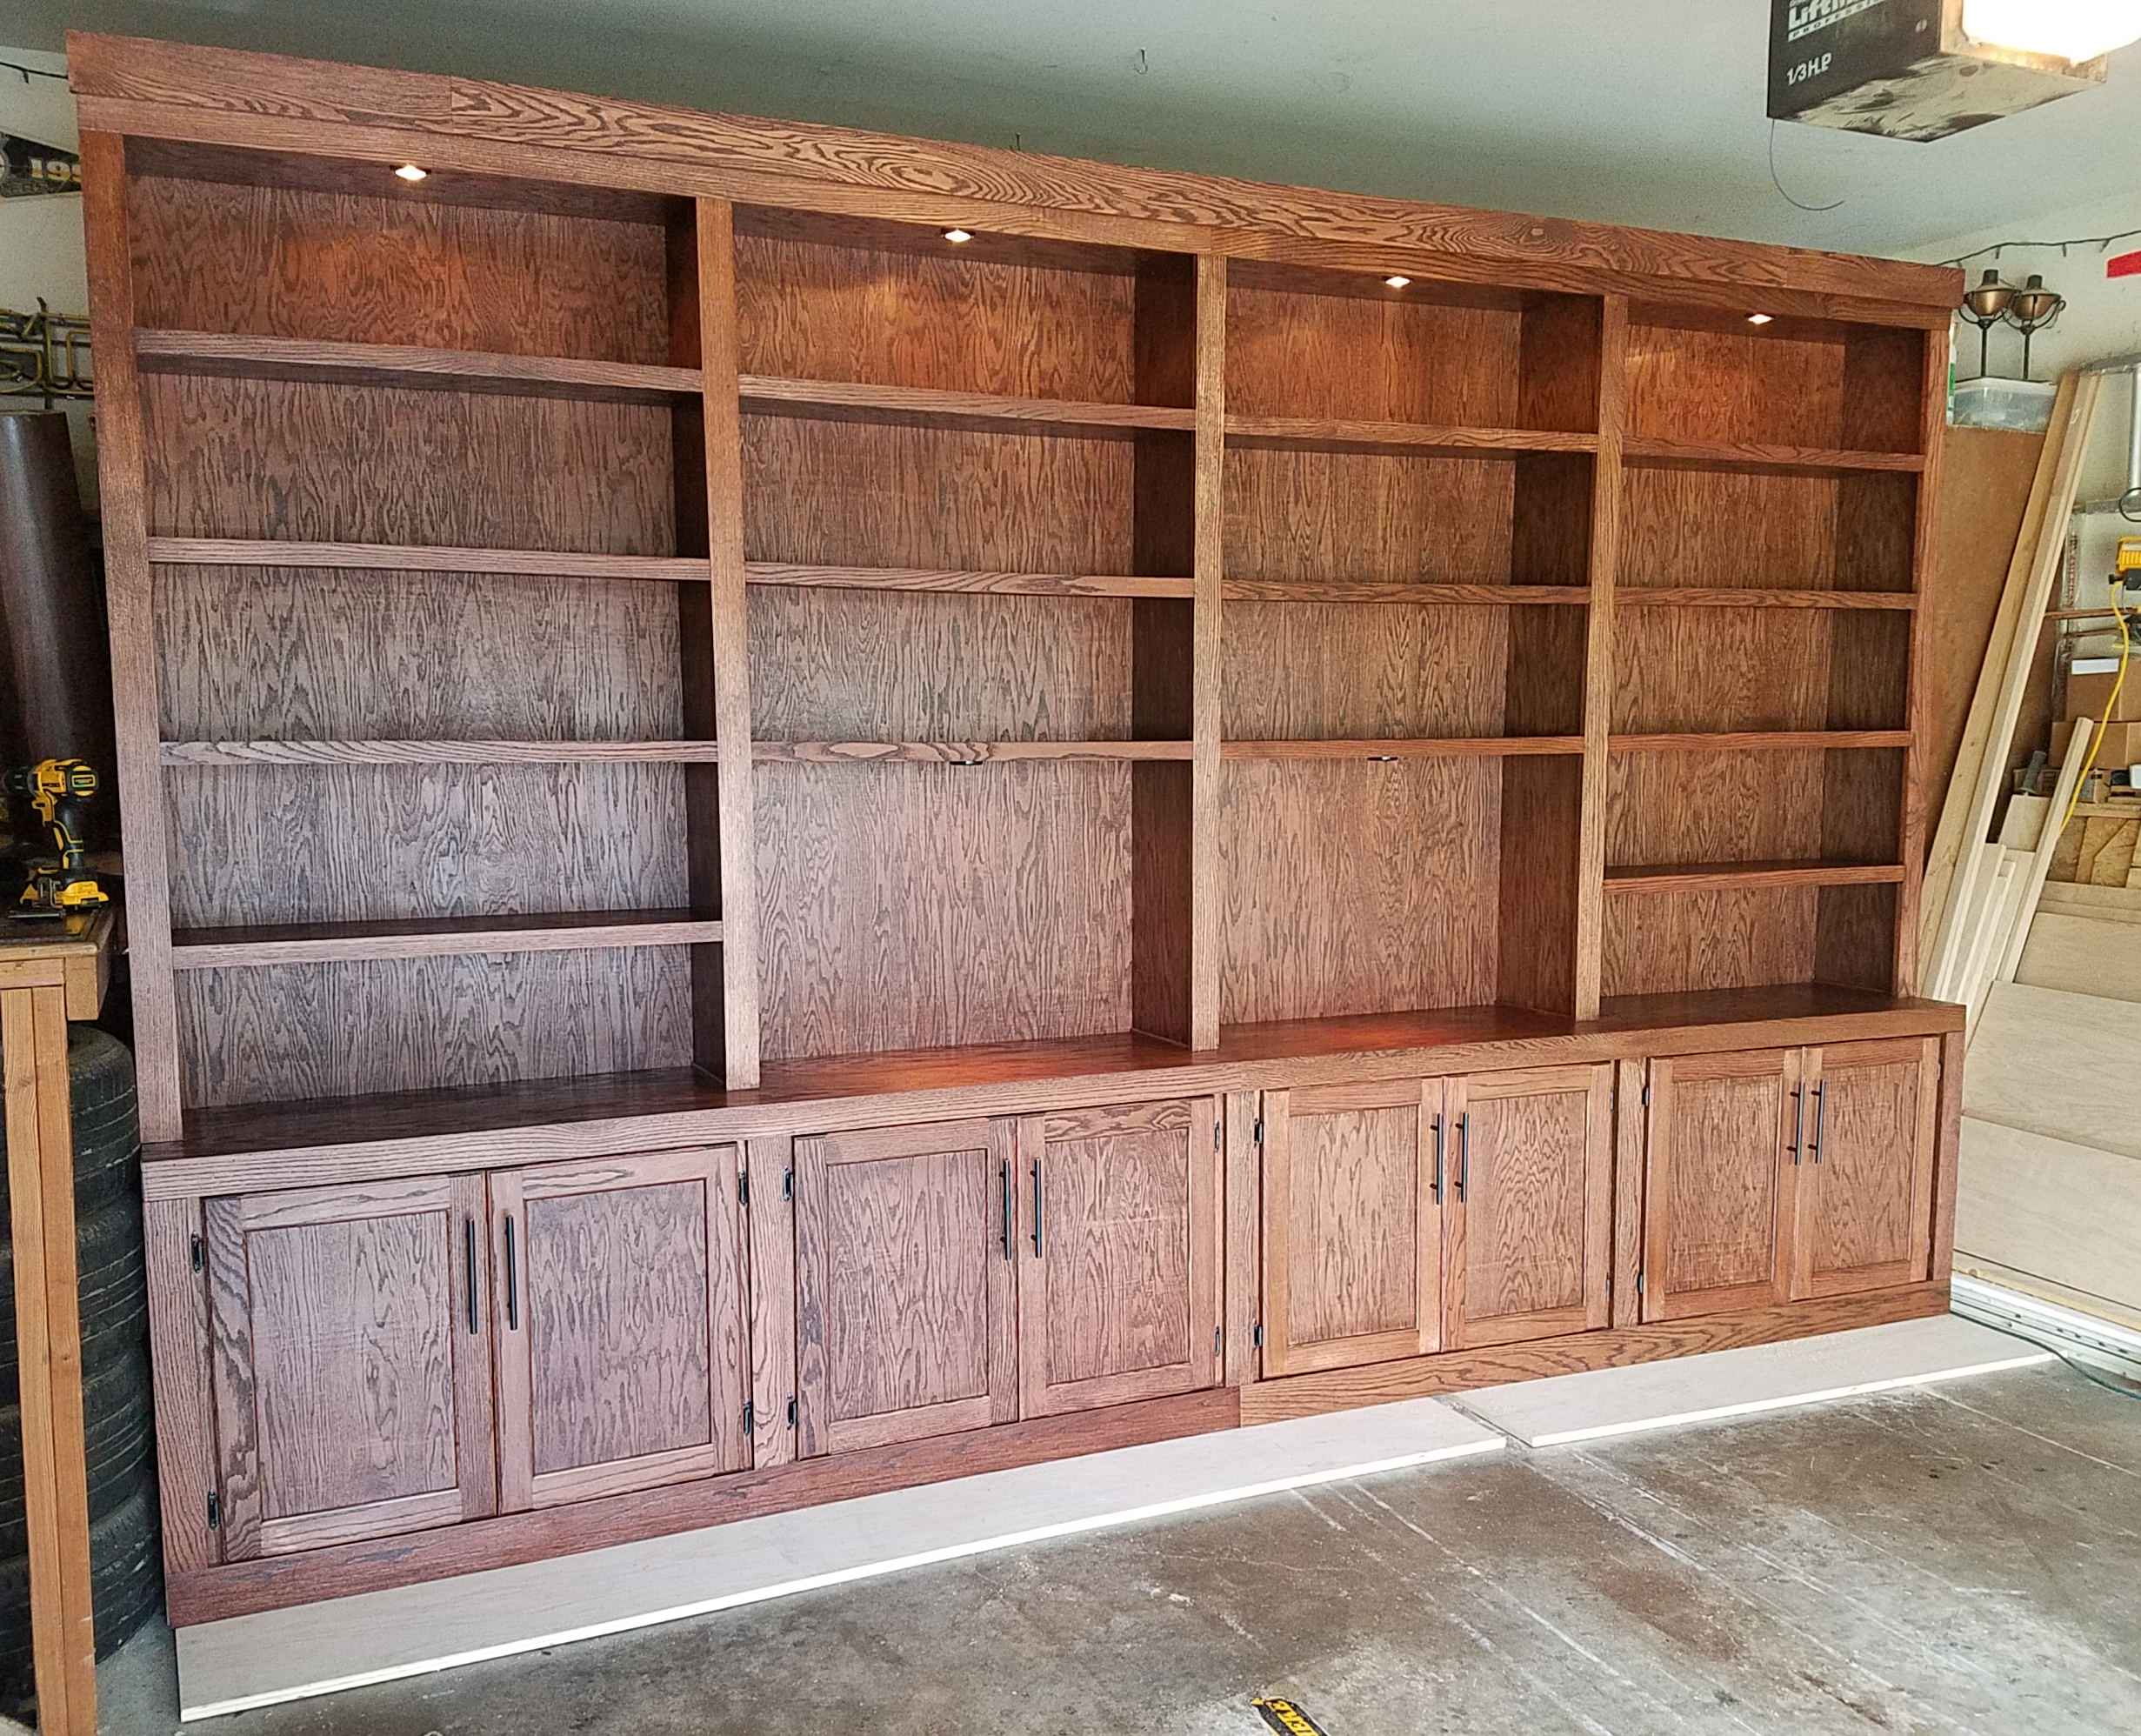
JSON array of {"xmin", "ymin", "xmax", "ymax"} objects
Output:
[{"xmin": 0, "ymin": 43, "xmax": 91, "ymax": 504}]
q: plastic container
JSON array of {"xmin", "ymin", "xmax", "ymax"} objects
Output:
[{"xmin": 1951, "ymin": 376, "xmax": 2059, "ymax": 433}]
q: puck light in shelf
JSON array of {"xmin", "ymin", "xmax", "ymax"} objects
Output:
[
  {"xmin": 1384, "ymin": 275, "xmax": 1412, "ymax": 289},
  {"xmin": 393, "ymin": 164, "xmax": 428, "ymax": 182},
  {"xmin": 1747, "ymin": 313, "xmax": 1775, "ymax": 325},
  {"xmin": 943, "ymin": 228, "xmax": 974, "ymax": 244}
]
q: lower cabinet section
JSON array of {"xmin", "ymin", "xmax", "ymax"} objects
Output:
[{"xmin": 163, "ymin": 1029, "xmax": 1957, "ymax": 1602}]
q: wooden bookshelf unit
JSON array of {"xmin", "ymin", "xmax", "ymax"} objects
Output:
[{"xmin": 72, "ymin": 33, "xmax": 1966, "ymax": 1626}]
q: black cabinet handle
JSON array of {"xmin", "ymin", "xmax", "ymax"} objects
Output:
[
  {"xmin": 1788, "ymin": 1085, "xmax": 1804, "ymax": 1165},
  {"xmin": 1030, "ymin": 1159, "xmax": 1044, "ymax": 1258},
  {"xmin": 504, "ymin": 1213, "xmax": 519, "ymax": 1330},
  {"xmin": 1000, "ymin": 1159, "xmax": 1013, "ymax": 1262},
  {"xmin": 1456, "ymin": 1112, "xmax": 1471, "ymax": 1202},
  {"xmin": 464, "ymin": 1219, "xmax": 479, "ymax": 1335},
  {"xmin": 1431, "ymin": 1114, "xmax": 1444, "ymax": 1203},
  {"xmin": 1811, "ymin": 1082, "xmax": 1827, "ymax": 1165}
]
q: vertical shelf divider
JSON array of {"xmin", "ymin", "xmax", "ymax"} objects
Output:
[
  {"xmin": 1573, "ymin": 294, "xmax": 1629, "ymax": 1019},
  {"xmin": 1891, "ymin": 323, "xmax": 1951, "ymax": 995},
  {"xmin": 82, "ymin": 130, "xmax": 183, "ymax": 1141},
  {"xmin": 1191, "ymin": 252, "xmax": 1226, "ymax": 1049},
  {"xmin": 685, "ymin": 197, "xmax": 762, "ymax": 1087}
]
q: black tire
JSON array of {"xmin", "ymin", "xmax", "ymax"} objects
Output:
[
  {"xmin": 0, "ymin": 1475, "xmax": 164, "ymax": 1718},
  {"xmin": 0, "ymin": 1185, "xmax": 147, "ymax": 1397},
  {"xmin": 0, "ymin": 1339, "xmax": 156, "ymax": 1560}
]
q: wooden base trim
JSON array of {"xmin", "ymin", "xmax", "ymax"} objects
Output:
[
  {"xmin": 165, "ymin": 1386, "xmax": 1237, "ymax": 1626},
  {"xmin": 1238, "ymin": 1282, "xmax": 1949, "ymax": 1424}
]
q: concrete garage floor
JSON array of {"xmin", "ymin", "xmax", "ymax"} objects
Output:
[{"xmin": 101, "ymin": 1361, "xmax": 2140, "ymax": 1734}]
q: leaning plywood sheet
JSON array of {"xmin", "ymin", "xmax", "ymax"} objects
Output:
[
  {"xmin": 2015, "ymin": 912, "xmax": 2141, "ymax": 1004},
  {"xmin": 1966, "ymin": 982, "xmax": 2141, "ymax": 1160},
  {"xmin": 177, "ymin": 1395, "xmax": 1501, "ymax": 1717},
  {"xmin": 2038, "ymin": 881, "xmax": 2141, "ymax": 925},
  {"xmin": 1453, "ymin": 1316, "xmax": 2048, "ymax": 1447},
  {"xmin": 1957, "ymin": 1118, "xmax": 2141, "ymax": 1317}
]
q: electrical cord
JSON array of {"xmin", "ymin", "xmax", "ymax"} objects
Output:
[
  {"xmin": 0, "ymin": 57, "xmax": 67, "ymax": 84},
  {"xmin": 1768, "ymin": 119, "xmax": 1845, "ymax": 214},
  {"xmin": 1940, "ymin": 227, "xmax": 2141, "ymax": 268},
  {"xmin": 2039, "ymin": 1335, "xmax": 2141, "ymax": 1402},
  {"xmin": 2059, "ymin": 578, "xmax": 2133, "ymax": 832}
]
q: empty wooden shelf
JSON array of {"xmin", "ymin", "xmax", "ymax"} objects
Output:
[{"xmin": 75, "ymin": 30, "xmax": 1963, "ymax": 1637}]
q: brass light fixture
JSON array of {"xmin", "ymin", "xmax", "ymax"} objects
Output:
[
  {"xmin": 1958, "ymin": 269, "xmax": 2016, "ymax": 378},
  {"xmin": 2005, "ymin": 272, "xmax": 2066, "ymax": 381}
]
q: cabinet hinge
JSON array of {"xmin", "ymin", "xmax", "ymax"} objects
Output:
[
  {"xmin": 1636, "ymin": 1271, "xmax": 1645, "ymax": 1297},
  {"xmin": 1252, "ymin": 1322, "xmax": 1264, "ymax": 1349},
  {"xmin": 1215, "ymin": 1118, "xmax": 1223, "ymax": 1153},
  {"xmin": 787, "ymin": 1396, "xmax": 798, "ymax": 1429},
  {"xmin": 1252, "ymin": 1118, "xmax": 1264, "ymax": 1146},
  {"xmin": 190, "ymin": 1233, "xmax": 204, "ymax": 1274},
  {"xmin": 1214, "ymin": 1325, "xmax": 1223, "ymax": 1357},
  {"xmin": 738, "ymin": 1172, "xmax": 750, "ymax": 1208},
  {"xmin": 742, "ymin": 1401, "xmax": 755, "ymax": 1437},
  {"xmin": 205, "ymin": 1491, "xmax": 220, "ymax": 1531},
  {"xmin": 1641, "ymin": 1080, "xmax": 1651, "ymax": 1109},
  {"xmin": 783, "ymin": 1168, "xmax": 794, "ymax": 1203}
]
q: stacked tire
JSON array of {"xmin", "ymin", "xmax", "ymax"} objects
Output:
[{"xmin": 0, "ymin": 1028, "xmax": 162, "ymax": 1718}]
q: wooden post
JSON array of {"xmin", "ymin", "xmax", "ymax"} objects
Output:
[{"xmin": 3, "ymin": 909, "xmax": 117, "ymax": 1735}]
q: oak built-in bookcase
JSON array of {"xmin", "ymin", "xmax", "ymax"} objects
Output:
[{"xmin": 77, "ymin": 33, "xmax": 1966, "ymax": 1632}]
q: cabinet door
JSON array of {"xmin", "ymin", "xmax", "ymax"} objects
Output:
[
  {"xmin": 204, "ymin": 1175, "xmax": 495, "ymax": 1560},
  {"xmin": 1017, "ymin": 1098, "xmax": 1221, "ymax": 1417},
  {"xmin": 794, "ymin": 1118, "xmax": 1018, "ymax": 1454},
  {"xmin": 490, "ymin": 1146, "xmax": 750, "ymax": 1511},
  {"xmin": 1792, "ymin": 1038, "xmax": 1940, "ymax": 1299},
  {"xmin": 1444, "ymin": 1065, "xmax": 1611, "ymax": 1349},
  {"xmin": 1643, "ymin": 1050, "xmax": 1801, "ymax": 1321},
  {"xmin": 1261, "ymin": 1079, "xmax": 1443, "ymax": 1376}
]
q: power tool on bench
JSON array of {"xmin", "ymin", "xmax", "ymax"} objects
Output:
[{"xmin": 6, "ymin": 758, "xmax": 109, "ymax": 917}]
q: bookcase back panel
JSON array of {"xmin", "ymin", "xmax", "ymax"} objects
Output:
[
  {"xmin": 1224, "ymin": 449, "xmax": 1515, "ymax": 586},
  {"xmin": 1226, "ymin": 283, "xmax": 1521, "ymax": 424},
  {"xmin": 734, "ymin": 233, "xmax": 1148, "ymax": 402},
  {"xmin": 1621, "ymin": 467, "xmax": 1916, "ymax": 594},
  {"xmin": 1219, "ymin": 759, "xmax": 1500, "ymax": 1023},
  {"xmin": 1626, "ymin": 314, "xmax": 1923, "ymax": 454},
  {"xmin": 174, "ymin": 948, "xmax": 694, "ymax": 1107},
  {"xmin": 1612, "ymin": 611, "xmax": 1833, "ymax": 736},
  {"xmin": 142, "ymin": 377, "xmax": 677, "ymax": 554},
  {"xmin": 1223, "ymin": 604, "xmax": 1511, "ymax": 740},
  {"xmin": 126, "ymin": 173, "xmax": 673, "ymax": 362},
  {"xmin": 1602, "ymin": 886, "xmax": 1820, "ymax": 998},
  {"xmin": 154, "ymin": 567, "xmax": 684, "ymax": 741},
  {"xmin": 742, "ymin": 416, "xmax": 1143, "ymax": 573},
  {"xmin": 757, "ymin": 762, "xmax": 1133, "ymax": 1060},
  {"xmin": 749, "ymin": 591, "xmax": 1132, "ymax": 743},
  {"xmin": 1605, "ymin": 749, "xmax": 1826, "ymax": 869},
  {"xmin": 164, "ymin": 764, "xmax": 689, "ymax": 928}
]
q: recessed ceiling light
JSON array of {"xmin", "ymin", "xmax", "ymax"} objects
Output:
[
  {"xmin": 1384, "ymin": 275, "xmax": 1412, "ymax": 289},
  {"xmin": 393, "ymin": 164, "xmax": 428, "ymax": 182},
  {"xmin": 943, "ymin": 228, "xmax": 974, "ymax": 244},
  {"xmin": 1747, "ymin": 312, "xmax": 1775, "ymax": 325}
]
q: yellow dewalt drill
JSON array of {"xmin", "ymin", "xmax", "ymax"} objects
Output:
[{"xmin": 6, "ymin": 758, "xmax": 109, "ymax": 916}]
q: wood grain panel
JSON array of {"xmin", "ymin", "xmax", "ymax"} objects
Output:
[
  {"xmin": 1604, "ymin": 748, "xmax": 1824, "ymax": 871},
  {"xmin": 749, "ymin": 590, "xmax": 1131, "ymax": 742},
  {"xmin": 1601, "ymin": 885, "xmax": 1821, "ymax": 998},
  {"xmin": 1626, "ymin": 316, "xmax": 1919, "ymax": 455},
  {"xmin": 794, "ymin": 1118, "xmax": 1017, "ymax": 1452},
  {"xmin": 143, "ymin": 1195, "xmax": 218, "ymax": 1572},
  {"xmin": 1619, "ymin": 466, "xmax": 1915, "ymax": 593},
  {"xmin": 735, "ymin": 230, "xmax": 1142, "ymax": 402},
  {"xmin": 1219, "ymin": 759, "xmax": 1499, "ymax": 1023},
  {"xmin": 143, "ymin": 375, "xmax": 674, "ymax": 553},
  {"xmin": 1017, "ymin": 1096, "xmax": 1219, "ymax": 1415},
  {"xmin": 175, "ymin": 948, "xmax": 692, "ymax": 1106},
  {"xmin": 744, "ymin": 1136, "xmax": 798, "ymax": 1470},
  {"xmin": 154, "ymin": 565, "xmax": 682, "ymax": 740},
  {"xmin": 127, "ymin": 173, "xmax": 670, "ymax": 360},
  {"xmin": 1611, "ymin": 607, "xmax": 1831, "ymax": 735},
  {"xmin": 1260, "ymin": 1078, "xmax": 1441, "ymax": 1375},
  {"xmin": 1641, "ymin": 1048, "xmax": 1798, "ymax": 1320},
  {"xmin": 1792, "ymin": 1037, "xmax": 1938, "ymax": 1299},
  {"xmin": 1610, "ymin": 1059, "xmax": 1645, "ymax": 1327},
  {"xmin": 1222, "ymin": 1089, "xmax": 1260, "ymax": 1386},
  {"xmin": 1223, "ymin": 446, "xmax": 1514, "ymax": 587},
  {"xmin": 493, "ymin": 1146, "xmax": 749, "ymax": 1508},
  {"xmin": 1225, "ymin": 282, "xmax": 1519, "ymax": 425},
  {"xmin": 757, "ymin": 761, "xmax": 1131, "ymax": 1059},
  {"xmin": 1443, "ymin": 1065, "xmax": 1611, "ymax": 1348},
  {"xmin": 1223, "ymin": 604, "xmax": 1508, "ymax": 740},
  {"xmin": 205, "ymin": 1174, "xmax": 494, "ymax": 1560}
]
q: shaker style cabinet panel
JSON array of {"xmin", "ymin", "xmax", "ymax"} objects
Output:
[
  {"xmin": 490, "ymin": 1146, "xmax": 750, "ymax": 1512},
  {"xmin": 1443, "ymin": 1065, "xmax": 1612, "ymax": 1350},
  {"xmin": 793, "ymin": 1118, "xmax": 1019, "ymax": 1454},
  {"xmin": 1259, "ymin": 1079, "xmax": 1444, "ymax": 1377},
  {"xmin": 1017, "ymin": 1098, "xmax": 1222, "ymax": 1417},
  {"xmin": 1791, "ymin": 1038, "xmax": 1940, "ymax": 1299},
  {"xmin": 203, "ymin": 1174, "xmax": 497, "ymax": 1560},
  {"xmin": 1641, "ymin": 1049, "xmax": 1802, "ymax": 1322}
]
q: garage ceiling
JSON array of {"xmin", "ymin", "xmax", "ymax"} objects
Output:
[{"xmin": 15, "ymin": 0, "xmax": 2141, "ymax": 258}]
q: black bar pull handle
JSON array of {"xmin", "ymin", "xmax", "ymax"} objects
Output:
[
  {"xmin": 1811, "ymin": 1082, "xmax": 1827, "ymax": 1165},
  {"xmin": 1030, "ymin": 1159, "xmax": 1044, "ymax": 1258},
  {"xmin": 1788, "ymin": 1085, "xmax": 1804, "ymax": 1165},
  {"xmin": 504, "ymin": 1213, "xmax": 519, "ymax": 1330},
  {"xmin": 1431, "ymin": 1113, "xmax": 1444, "ymax": 1204},
  {"xmin": 464, "ymin": 1219, "xmax": 479, "ymax": 1335},
  {"xmin": 1000, "ymin": 1159, "xmax": 1013, "ymax": 1262},
  {"xmin": 1456, "ymin": 1112, "xmax": 1471, "ymax": 1202}
]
